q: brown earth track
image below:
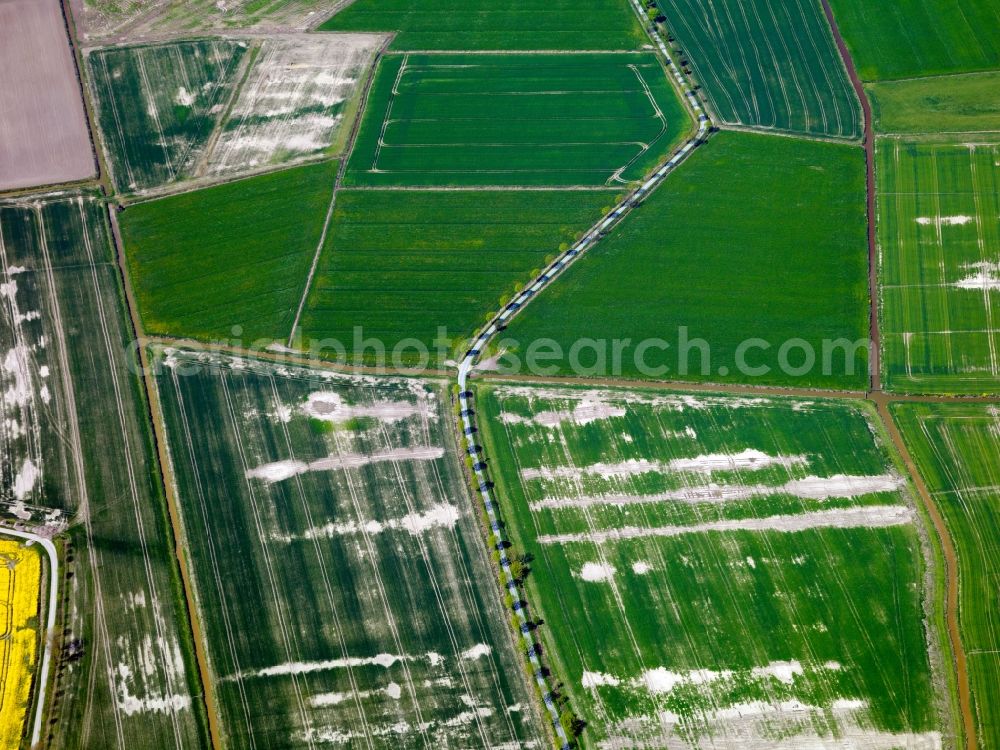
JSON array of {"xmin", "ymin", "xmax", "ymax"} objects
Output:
[
  {"xmin": 819, "ymin": 3, "xmax": 976, "ymax": 746},
  {"xmin": 818, "ymin": 0, "xmax": 880, "ymax": 394},
  {"xmin": 873, "ymin": 393, "xmax": 976, "ymax": 750},
  {"xmin": 107, "ymin": 210, "xmax": 223, "ymax": 750}
]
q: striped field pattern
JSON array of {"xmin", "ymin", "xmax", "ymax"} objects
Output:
[
  {"xmin": 0, "ymin": 195, "xmax": 208, "ymax": 750},
  {"xmin": 477, "ymin": 383, "xmax": 941, "ymax": 749},
  {"xmin": 344, "ymin": 53, "xmax": 689, "ymax": 187},
  {"xmin": 660, "ymin": 0, "xmax": 861, "ymax": 138},
  {"xmin": 878, "ymin": 139, "xmax": 1000, "ymax": 393},
  {"xmin": 893, "ymin": 403, "xmax": 1000, "ymax": 748},
  {"xmin": 155, "ymin": 353, "xmax": 542, "ymax": 749}
]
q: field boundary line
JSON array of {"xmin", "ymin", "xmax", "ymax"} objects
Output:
[
  {"xmin": 287, "ymin": 34, "xmax": 395, "ymax": 347},
  {"xmin": 866, "ymin": 68, "xmax": 1000, "ymax": 85},
  {"xmin": 0, "ymin": 529, "xmax": 58, "ymax": 748},
  {"xmin": 382, "ymin": 49, "xmax": 669, "ymax": 56},
  {"xmin": 107, "ymin": 206, "xmax": 223, "ymax": 750},
  {"xmin": 142, "ymin": 335, "xmax": 1000, "ymax": 405},
  {"xmin": 344, "ymin": 184, "xmax": 624, "ymax": 192},
  {"xmin": 717, "ymin": 120, "xmax": 862, "ymax": 145}
]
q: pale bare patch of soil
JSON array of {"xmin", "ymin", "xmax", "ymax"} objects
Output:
[{"xmin": 537, "ymin": 506, "xmax": 915, "ymax": 545}]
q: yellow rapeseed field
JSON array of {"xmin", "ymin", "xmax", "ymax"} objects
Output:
[{"xmin": 0, "ymin": 538, "xmax": 41, "ymax": 750}]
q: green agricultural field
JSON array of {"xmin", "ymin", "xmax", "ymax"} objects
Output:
[
  {"xmin": 344, "ymin": 53, "xmax": 690, "ymax": 188},
  {"xmin": 298, "ymin": 188, "xmax": 614, "ymax": 363},
  {"xmin": 878, "ymin": 139, "xmax": 1000, "ymax": 394},
  {"xmin": 868, "ymin": 71, "xmax": 1000, "ymax": 134},
  {"xmin": 0, "ymin": 194, "xmax": 208, "ymax": 749},
  {"xmin": 475, "ymin": 383, "xmax": 941, "ymax": 749},
  {"xmin": 88, "ymin": 40, "xmax": 248, "ymax": 193},
  {"xmin": 826, "ymin": 0, "xmax": 1000, "ymax": 80},
  {"xmin": 892, "ymin": 403, "xmax": 1000, "ymax": 748},
  {"xmin": 501, "ymin": 132, "xmax": 869, "ymax": 390},
  {"xmin": 319, "ymin": 0, "xmax": 646, "ymax": 50},
  {"xmin": 121, "ymin": 159, "xmax": 337, "ymax": 344},
  {"xmin": 658, "ymin": 0, "xmax": 861, "ymax": 139},
  {"xmin": 154, "ymin": 351, "xmax": 542, "ymax": 748}
]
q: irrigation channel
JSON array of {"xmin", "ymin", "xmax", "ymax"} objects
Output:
[
  {"xmin": 456, "ymin": 6, "xmax": 710, "ymax": 747},
  {"xmin": 0, "ymin": 528, "xmax": 59, "ymax": 748}
]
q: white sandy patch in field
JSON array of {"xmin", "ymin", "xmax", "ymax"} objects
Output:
[
  {"xmin": 954, "ymin": 261, "xmax": 1000, "ymax": 291},
  {"xmin": 522, "ymin": 459, "xmax": 659, "ymax": 481},
  {"xmin": 443, "ymin": 707, "xmax": 493, "ymax": 727},
  {"xmin": 501, "ymin": 397, "xmax": 626, "ymax": 427},
  {"xmin": 277, "ymin": 502, "xmax": 461, "ymax": 542},
  {"xmin": 123, "ymin": 591, "xmax": 147, "ymax": 610},
  {"xmin": 586, "ymin": 661, "xmax": 821, "ymax": 697},
  {"xmin": 310, "ymin": 691, "xmax": 350, "ymax": 707},
  {"xmin": 577, "ymin": 562, "xmax": 617, "ymax": 582},
  {"xmin": 916, "ymin": 215, "xmax": 973, "ymax": 226},
  {"xmin": 174, "ymin": 86, "xmax": 195, "ymax": 106},
  {"xmin": 668, "ymin": 449, "xmax": 807, "ymax": 474},
  {"xmin": 247, "ymin": 459, "xmax": 308, "ymax": 483},
  {"xmin": 781, "ymin": 473, "xmax": 902, "ymax": 499},
  {"xmin": 239, "ymin": 651, "xmax": 446, "ymax": 679},
  {"xmin": 460, "ymin": 644, "xmax": 492, "ymax": 661},
  {"xmin": 583, "ymin": 670, "xmax": 621, "ymax": 688},
  {"xmin": 310, "ymin": 680, "xmax": 403, "ymax": 707},
  {"xmin": 751, "ymin": 661, "xmax": 803, "ymax": 685},
  {"xmin": 604, "ymin": 699, "xmax": 943, "ymax": 750},
  {"xmin": 12, "ymin": 458, "xmax": 39, "ymax": 500},
  {"xmin": 115, "ymin": 663, "xmax": 191, "ymax": 716},
  {"xmin": 301, "ymin": 390, "xmax": 425, "ymax": 423},
  {"xmin": 537, "ymin": 506, "xmax": 914, "ymax": 544},
  {"xmin": 494, "ymin": 386, "xmax": 797, "ymax": 414},
  {"xmin": 530, "ymin": 473, "xmax": 902, "ymax": 511},
  {"xmin": 2, "ymin": 344, "xmax": 35, "ymax": 408},
  {"xmin": 640, "ymin": 669, "xmax": 693, "ymax": 693},
  {"xmin": 632, "ymin": 561, "xmax": 653, "ymax": 575},
  {"xmin": 247, "ymin": 446, "xmax": 444, "ymax": 483}
]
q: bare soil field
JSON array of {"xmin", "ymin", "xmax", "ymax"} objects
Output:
[
  {"xmin": 87, "ymin": 33, "xmax": 381, "ymax": 194},
  {"xmin": 71, "ymin": 0, "xmax": 350, "ymax": 43},
  {"xmin": 0, "ymin": 0, "xmax": 95, "ymax": 191}
]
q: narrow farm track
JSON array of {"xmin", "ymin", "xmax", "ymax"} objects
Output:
[
  {"xmin": 873, "ymin": 394, "xmax": 977, "ymax": 750},
  {"xmin": 455, "ymin": 7, "xmax": 711, "ymax": 748},
  {"xmin": 108, "ymin": 207, "xmax": 224, "ymax": 750},
  {"xmin": 819, "ymin": 2, "xmax": 976, "ymax": 746},
  {"xmin": 0, "ymin": 529, "xmax": 58, "ymax": 748}
]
